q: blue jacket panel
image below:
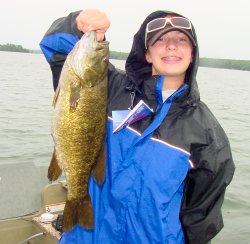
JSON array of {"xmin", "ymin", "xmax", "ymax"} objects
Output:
[
  {"xmin": 40, "ymin": 33, "xmax": 78, "ymax": 63},
  {"xmin": 99, "ymin": 122, "xmax": 190, "ymax": 244}
]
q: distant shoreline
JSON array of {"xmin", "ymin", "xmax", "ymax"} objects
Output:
[{"xmin": 1, "ymin": 43, "xmax": 249, "ymax": 71}]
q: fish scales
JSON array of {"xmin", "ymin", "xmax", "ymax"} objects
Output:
[{"xmin": 48, "ymin": 31, "xmax": 109, "ymax": 232}]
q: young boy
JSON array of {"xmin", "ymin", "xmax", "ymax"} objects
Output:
[{"xmin": 40, "ymin": 9, "xmax": 234, "ymax": 244}]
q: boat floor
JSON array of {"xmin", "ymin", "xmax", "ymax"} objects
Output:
[{"xmin": 0, "ymin": 182, "xmax": 67, "ymax": 244}]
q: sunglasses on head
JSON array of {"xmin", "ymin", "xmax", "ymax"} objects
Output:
[{"xmin": 145, "ymin": 17, "xmax": 194, "ymax": 48}]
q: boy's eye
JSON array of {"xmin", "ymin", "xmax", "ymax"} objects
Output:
[{"xmin": 179, "ymin": 37, "xmax": 187, "ymax": 42}]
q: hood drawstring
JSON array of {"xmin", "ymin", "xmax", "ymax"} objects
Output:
[{"xmin": 128, "ymin": 90, "xmax": 135, "ymax": 110}]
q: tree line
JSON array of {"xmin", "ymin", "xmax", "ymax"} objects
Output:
[
  {"xmin": 0, "ymin": 43, "xmax": 30, "ymax": 53},
  {"xmin": 1, "ymin": 43, "xmax": 249, "ymax": 71},
  {"xmin": 199, "ymin": 58, "xmax": 250, "ymax": 71}
]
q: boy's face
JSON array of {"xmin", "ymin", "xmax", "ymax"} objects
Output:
[{"xmin": 145, "ymin": 30, "xmax": 193, "ymax": 80}]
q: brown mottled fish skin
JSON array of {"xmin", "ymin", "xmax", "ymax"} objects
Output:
[{"xmin": 47, "ymin": 31, "xmax": 109, "ymax": 232}]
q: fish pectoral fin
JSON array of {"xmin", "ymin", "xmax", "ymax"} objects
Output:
[
  {"xmin": 69, "ymin": 81, "xmax": 81, "ymax": 111},
  {"xmin": 92, "ymin": 143, "xmax": 106, "ymax": 186},
  {"xmin": 48, "ymin": 148, "xmax": 62, "ymax": 181}
]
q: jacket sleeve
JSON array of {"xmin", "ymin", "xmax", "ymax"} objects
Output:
[
  {"xmin": 39, "ymin": 11, "xmax": 83, "ymax": 91},
  {"xmin": 180, "ymin": 119, "xmax": 235, "ymax": 244}
]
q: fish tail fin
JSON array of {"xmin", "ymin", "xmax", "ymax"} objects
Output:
[
  {"xmin": 78, "ymin": 193, "xmax": 94, "ymax": 229},
  {"xmin": 62, "ymin": 194, "xmax": 94, "ymax": 232},
  {"xmin": 92, "ymin": 143, "xmax": 106, "ymax": 186},
  {"xmin": 62, "ymin": 199, "xmax": 78, "ymax": 232},
  {"xmin": 48, "ymin": 148, "xmax": 62, "ymax": 181}
]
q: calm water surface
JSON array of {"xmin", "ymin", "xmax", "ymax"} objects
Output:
[{"xmin": 0, "ymin": 52, "xmax": 249, "ymax": 243}]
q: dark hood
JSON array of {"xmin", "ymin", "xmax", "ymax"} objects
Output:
[{"xmin": 125, "ymin": 10, "xmax": 200, "ymax": 104}]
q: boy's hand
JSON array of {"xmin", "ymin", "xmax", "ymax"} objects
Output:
[{"xmin": 76, "ymin": 9, "xmax": 111, "ymax": 41}]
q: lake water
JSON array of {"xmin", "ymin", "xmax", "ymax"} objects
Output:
[{"xmin": 0, "ymin": 51, "xmax": 249, "ymax": 243}]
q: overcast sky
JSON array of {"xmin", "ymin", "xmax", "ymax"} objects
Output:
[{"xmin": 1, "ymin": 0, "xmax": 249, "ymax": 60}]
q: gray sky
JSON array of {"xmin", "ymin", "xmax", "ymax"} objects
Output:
[{"xmin": 1, "ymin": 0, "xmax": 249, "ymax": 60}]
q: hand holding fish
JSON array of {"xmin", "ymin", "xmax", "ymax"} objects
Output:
[{"xmin": 76, "ymin": 9, "xmax": 110, "ymax": 41}]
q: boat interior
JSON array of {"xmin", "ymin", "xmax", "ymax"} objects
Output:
[{"xmin": 0, "ymin": 181, "xmax": 67, "ymax": 244}]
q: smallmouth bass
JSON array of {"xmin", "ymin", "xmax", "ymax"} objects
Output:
[{"xmin": 48, "ymin": 31, "xmax": 109, "ymax": 232}]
